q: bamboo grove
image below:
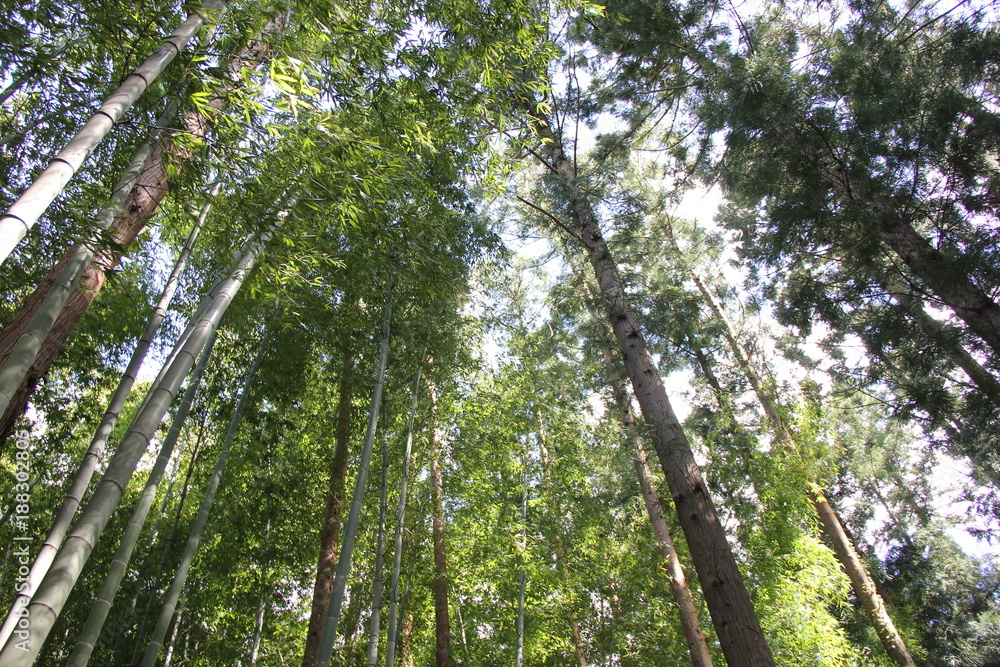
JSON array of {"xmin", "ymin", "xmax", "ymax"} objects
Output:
[{"xmin": 0, "ymin": 0, "xmax": 998, "ymax": 664}]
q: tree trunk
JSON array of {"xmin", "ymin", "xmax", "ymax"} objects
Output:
[
  {"xmin": 875, "ymin": 208, "xmax": 1000, "ymax": 360},
  {"xmin": 302, "ymin": 351, "xmax": 355, "ymax": 667},
  {"xmin": 140, "ymin": 312, "xmax": 274, "ymax": 667},
  {"xmin": 65, "ymin": 331, "xmax": 216, "ymax": 667},
  {"xmin": 524, "ymin": 101, "xmax": 774, "ymax": 667},
  {"xmin": 580, "ymin": 280, "xmax": 714, "ymax": 667},
  {"xmin": 162, "ymin": 594, "xmax": 184, "ymax": 667},
  {"xmin": 428, "ymin": 378, "xmax": 452, "ymax": 667},
  {"xmin": 0, "ymin": 16, "xmax": 282, "ymax": 443},
  {"xmin": 682, "ymin": 252, "xmax": 917, "ymax": 667},
  {"xmin": 385, "ymin": 352, "xmax": 424, "ymax": 667},
  {"xmin": 315, "ymin": 288, "xmax": 393, "ymax": 667},
  {"xmin": 0, "ymin": 0, "xmax": 226, "ymax": 265},
  {"xmin": 0, "ymin": 185, "xmax": 209, "ymax": 647},
  {"xmin": 365, "ymin": 430, "xmax": 390, "ymax": 667},
  {"xmin": 515, "ymin": 468, "xmax": 527, "ymax": 667},
  {"xmin": 0, "ymin": 229, "xmax": 268, "ymax": 665}
]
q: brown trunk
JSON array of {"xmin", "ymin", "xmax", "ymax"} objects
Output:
[
  {"xmin": 812, "ymin": 492, "xmax": 917, "ymax": 667},
  {"xmin": 0, "ymin": 26, "xmax": 279, "ymax": 443},
  {"xmin": 428, "ymin": 379, "xmax": 452, "ymax": 667},
  {"xmin": 683, "ymin": 257, "xmax": 917, "ymax": 667},
  {"xmin": 522, "ymin": 100, "xmax": 774, "ymax": 667},
  {"xmin": 301, "ymin": 352, "xmax": 354, "ymax": 667},
  {"xmin": 876, "ymin": 208, "xmax": 1000, "ymax": 359},
  {"xmin": 400, "ymin": 612, "xmax": 415, "ymax": 667},
  {"xmin": 581, "ymin": 280, "xmax": 714, "ymax": 667}
]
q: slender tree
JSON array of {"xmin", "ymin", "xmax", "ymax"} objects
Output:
[
  {"xmin": 140, "ymin": 311, "xmax": 275, "ymax": 666},
  {"xmin": 65, "ymin": 330, "xmax": 217, "ymax": 667},
  {"xmin": 521, "ymin": 97, "xmax": 774, "ymax": 666},
  {"xmin": 0, "ymin": 227, "xmax": 269, "ymax": 664},
  {"xmin": 315, "ymin": 287, "xmax": 393, "ymax": 667}
]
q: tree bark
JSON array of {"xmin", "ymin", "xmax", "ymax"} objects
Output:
[
  {"xmin": 302, "ymin": 351, "xmax": 355, "ymax": 667},
  {"xmin": 524, "ymin": 101, "xmax": 774, "ymax": 667},
  {"xmin": 315, "ymin": 288, "xmax": 393, "ymax": 667},
  {"xmin": 428, "ymin": 378, "xmax": 453, "ymax": 667},
  {"xmin": 580, "ymin": 279, "xmax": 714, "ymax": 667}
]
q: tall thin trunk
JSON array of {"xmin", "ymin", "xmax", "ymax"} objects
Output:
[
  {"xmin": 65, "ymin": 331, "xmax": 216, "ymax": 667},
  {"xmin": 385, "ymin": 351, "xmax": 424, "ymax": 667},
  {"xmin": 140, "ymin": 313, "xmax": 274, "ymax": 666},
  {"xmin": 0, "ymin": 0, "xmax": 225, "ymax": 265},
  {"xmin": 249, "ymin": 521, "xmax": 272, "ymax": 667},
  {"xmin": 0, "ymin": 183, "xmax": 209, "ymax": 647},
  {"xmin": 365, "ymin": 429, "xmax": 390, "ymax": 667},
  {"xmin": 515, "ymin": 468, "xmax": 527, "ymax": 667},
  {"xmin": 123, "ymin": 414, "xmax": 208, "ymax": 665},
  {"xmin": 0, "ymin": 229, "xmax": 268, "ymax": 665},
  {"xmin": 428, "ymin": 379, "xmax": 452, "ymax": 667},
  {"xmin": 302, "ymin": 350, "xmax": 355, "ymax": 667},
  {"xmin": 162, "ymin": 594, "xmax": 185, "ymax": 667},
  {"xmin": 315, "ymin": 288, "xmax": 393, "ymax": 667},
  {"xmin": 680, "ymin": 250, "xmax": 916, "ymax": 667},
  {"xmin": 524, "ymin": 100, "xmax": 774, "ymax": 667},
  {"xmin": 536, "ymin": 421, "xmax": 587, "ymax": 667}
]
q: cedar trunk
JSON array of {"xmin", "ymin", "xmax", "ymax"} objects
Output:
[
  {"xmin": 525, "ymin": 103, "xmax": 774, "ymax": 667},
  {"xmin": 302, "ymin": 352, "xmax": 355, "ymax": 667},
  {"xmin": 428, "ymin": 380, "xmax": 452, "ymax": 667}
]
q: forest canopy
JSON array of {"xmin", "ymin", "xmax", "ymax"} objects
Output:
[{"xmin": 0, "ymin": 0, "xmax": 998, "ymax": 665}]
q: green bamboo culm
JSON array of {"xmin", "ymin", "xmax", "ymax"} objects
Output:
[
  {"xmin": 66, "ymin": 329, "xmax": 218, "ymax": 666},
  {"xmin": 0, "ymin": 177, "xmax": 214, "ymax": 650},
  {"xmin": 140, "ymin": 312, "xmax": 278, "ymax": 666},
  {"xmin": 0, "ymin": 229, "xmax": 267, "ymax": 665},
  {"xmin": 384, "ymin": 349, "xmax": 424, "ymax": 667}
]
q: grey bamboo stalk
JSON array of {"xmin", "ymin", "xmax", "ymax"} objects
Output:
[
  {"xmin": 140, "ymin": 314, "xmax": 274, "ymax": 667},
  {"xmin": 126, "ymin": 415, "xmax": 209, "ymax": 665},
  {"xmin": 249, "ymin": 520, "xmax": 271, "ymax": 667},
  {"xmin": 65, "ymin": 331, "xmax": 217, "ymax": 667},
  {"xmin": 0, "ymin": 181, "xmax": 213, "ymax": 650},
  {"xmin": 0, "ymin": 100, "xmax": 180, "ymax": 425},
  {"xmin": 0, "ymin": 0, "xmax": 225, "ymax": 265},
  {"xmin": 315, "ymin": 288, "xmax": 393, "ymax": 667},
  {"xmin": 579, "ymin": 277, "xmax": 714, "ymax": 667},
  {"xmin": 384, "ymin": 351, "xmax": 425, "ymax": 667},
  {"xmin": 678, "ymin": 246, "xmax": 916, "ymax": 667},
  {"xmin": 161, "ymin": 592, "xmax": 185, "ymax": 667},
  {"xmin": 0, "ymin": 230, "xmax": 266, "ymax": 665},
  {"xmin": 364, "ymin": 429, "xmax": 390, "ymax": 667},
  {"xmin": 514, "ymin": 467, "xmax": 527, "ymax": 667}
]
